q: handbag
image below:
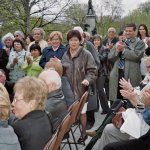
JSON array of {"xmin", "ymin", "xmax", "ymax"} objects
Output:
[{"xmin": 112, "ymin": 106, "xmax": 126, "ymax": 129}]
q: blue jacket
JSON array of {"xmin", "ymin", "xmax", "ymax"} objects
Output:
[
  {"xmin": 0, "ymin": 40, "xmax": 3, "ymax": 49},
  {"xmin": 39, "ymin": 44, "xmax": 67, "ymax": 68}
]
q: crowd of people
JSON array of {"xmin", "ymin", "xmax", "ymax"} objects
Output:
[{"xmin": 0, "ymin": 23, "xmax": 150, "ymax": 150}]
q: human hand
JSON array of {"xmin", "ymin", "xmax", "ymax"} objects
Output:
[
  {"xmin": 141, "ymin": 90, "xmax": 150, "ymax": 107},
  {"xmin": 26, "ymin": 56, "xmax": 33, "ymax": 64},
  {"xmin": 120, "ymin": 89, "xmax": 138, "ymax": 107},
  {"xmin": 81, "ymin": 79, "xmax": 89, "ymax": 86},
  {"xmin": 13, "ymin": 57, "xmax": 18, "ymax": 65},
  {"xmin": 119, "ymin": 78, "xmax": 133, "ymax": 92},
  {"xmin": 49, "ymin": 57, "xmax": 60, "ymax": 62},
  {"xmin": 116, "ymin": 41, "xmax": 125, "ymax": 53},
  {"xmin": 106, "ymin": 43, "xmax": 114, "ymax": 49}
]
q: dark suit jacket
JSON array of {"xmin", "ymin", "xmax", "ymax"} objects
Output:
[{"xmin": 12, "ymin": 110, "xmax": 52, "ymax": 150}]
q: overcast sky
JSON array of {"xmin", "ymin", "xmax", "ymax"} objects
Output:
[{"xmin": 78, "ymin": 0, "xmax": 148, "ymax": 16}]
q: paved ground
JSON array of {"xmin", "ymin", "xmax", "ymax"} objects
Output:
[{"xmin": 61, "ymin": 108, "xmax": 106, "ymax": 150}]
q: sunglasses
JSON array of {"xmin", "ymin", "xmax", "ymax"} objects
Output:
[{"xmin": 146, "ymin": 66, "xmax": 150, "ymax": 68}]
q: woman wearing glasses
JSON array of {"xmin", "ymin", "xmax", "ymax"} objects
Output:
[{"xmin": 11, "ymin": 76, "xmax": 52, "ymax": 150}]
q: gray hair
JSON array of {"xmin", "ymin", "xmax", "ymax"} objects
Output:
[
  {"xmin": 14, "ymin": 30, "xmax": 25, "ymax": 39},
  {"xmin": 2, "ymin": 32, "xmax": 15, "ymax": 44},
  {"xmin": 108, "ymin": 27, "xmax": 116, "ymax": 33},
  {"xmin": 32, "ymin": 27, "xmax": 45, "ymax": 39},
  {"xmin": 39, "ymin": 69, "xmax": 61, "ymax": 90},
  {"xmin": 73, "ymin": 26, "xmax": 84, "ymax": 35}
]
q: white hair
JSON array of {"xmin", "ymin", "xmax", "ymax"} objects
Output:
[
  {"xmin": 73, "ymin": 26, "xmax": 84, "ymax": 35},
  {"xmin": 108, "ymin": 27, "xmax": 116, "ymax": 33},
  {"xmin": 2, "ymin": 32, "xmax": 15, "ymax": 44},
  {"xmin": 14, "ymin": 30, "xmax": 25, "ymax": 39},
  {"xmin": 39, "ymin": 69, "xmax": 61, "ymax": 90},
  {"xmin": 32, "ymin": 27, "xmax": 45, "ymax": 39}
]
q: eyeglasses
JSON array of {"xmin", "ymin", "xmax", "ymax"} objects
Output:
[
  {"xmin": 13, "ymin": 97, "xmax": 24, "ymax": 103},
  {"xmin": 146, "ymin": 66, "xmax": 150, "ymax": 68},
  {"xmin": 139, "ymin": 28, "xmax": 145, "ymax": 30},
  {"xmin": 51, "ymin": 38, "xmax": 60, "ymax": 42}
]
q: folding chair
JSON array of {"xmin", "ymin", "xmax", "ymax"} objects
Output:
[
  {"xmin": 53, "ymin": 113, "xmax": 71, "ymax": 150},
  {"xmin": 43, "ymin": 130, "xmax": 58, "ymax": 150},
  {"xmin": 72, "ymin": 91, "xmax": 89, "ymax": 145},
  {"xmin": 61, "ymin": 100, "xmax": 80, "ymax": 150}
]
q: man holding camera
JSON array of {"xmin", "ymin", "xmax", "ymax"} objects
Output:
[{"xmin": 108, "ymin": 23, "xmax": 145, "ymax": 103}]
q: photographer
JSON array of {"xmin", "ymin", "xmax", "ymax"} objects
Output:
[{"xmin": 108, "ymin": 23, "xmax": 145, "ymax": 104}]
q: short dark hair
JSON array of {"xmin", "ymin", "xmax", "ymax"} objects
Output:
[
  {"xmin": 30, "ymin": 44, "xmax": 42, "ymax": 55},
  {"xmin": 92, "ymin": 34, "xmax": 102, "ymax": 44},
  {"xmin": 125, "ymin": 23, "xmax": 136, "ymax": 31},
  {"xmin": 26, "ymin": 34, "xmax": 35, "ymax": 42},
  {"xmin": 67, "ymin": 30, "xmax": 82, "ymax": 42},
  {"xmin": 118, "ymin": 31, "xmax": 124, "ymax": 36},
  {"xmin": 13, "ymin": 39, "xmax": 25, "ymax": 49}
]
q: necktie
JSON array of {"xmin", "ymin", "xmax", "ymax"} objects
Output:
[
  {"xmin": 125, "ymin": 39, "xmax": 131, "ymax": 50},
  {"xmin": 117, "ymin": 56, "xmax": 125, "ymax": 69}
]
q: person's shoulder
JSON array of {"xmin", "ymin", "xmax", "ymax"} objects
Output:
[
  {"xmin": 82, "ymin": 47, "xmax": 93, "ymax": 56},
  {"xmin": 59, "ymin": 44, "xmax": 67, "ymax": 50}
]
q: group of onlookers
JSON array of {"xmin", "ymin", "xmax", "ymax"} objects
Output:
[{"xmin": 0, "ymin": 23, "xmax": 150, "ymax": 150}]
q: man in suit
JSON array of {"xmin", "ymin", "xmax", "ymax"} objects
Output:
[{"xmin": 108, "ymin": 23, "xmax": 145, "ymax": 103}]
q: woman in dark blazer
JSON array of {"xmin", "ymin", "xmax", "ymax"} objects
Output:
[{"xmin": 11, "ymin": 76, "xmax": 52, "ymax": 150}]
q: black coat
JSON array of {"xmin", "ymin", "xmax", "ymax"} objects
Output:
[
  {"xmin": 0, "ymin": 49, "xmax": 9, "ymax": 79},
  {"xmin": 97, "ymin": 45, "xmax": 110, "ymax": 76},
  {"xmin": 12, "ymin": 110, "xmax": 52, "ymax": 150},
  {"xmin": 46, "ymin": 88, "xmax": 68, "ymax": 131},
  {"xmin": 5, "ymin": 81, "xmax": 14, "ymax": 102}
]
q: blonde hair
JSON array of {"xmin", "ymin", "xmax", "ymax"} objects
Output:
[
  {"xmin": 44, "ymin": 58, "xmax": 63, "ymax": 76},
  {"xmin": 0, "ymin": 83, "xmax": 11, "ymax": 120},
  {"xmin": 49, "ymin": 31, "xmax": 63, "ymax": 42},
  {"xmin": 14, "ymin": 77, "xmax": 48, "ymax": 110}
]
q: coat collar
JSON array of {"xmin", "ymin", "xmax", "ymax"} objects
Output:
[
  {"xmin": 21, "ymin": 110, "xmax": 45, "ymax": 120},
  {"xmin": 127, "ymin": 37, "xmax": 136, "ymax": 43},
  {"xmin": 48, "ymin": 88, "xmax": 64, "ymax": 100},
  {"xmin": 0, "ymin": 120, "xmax": 8, "ymax": 128},
  {"xmin": 67, "ymin": 46, "xmax": 83, "ymax": 59}
]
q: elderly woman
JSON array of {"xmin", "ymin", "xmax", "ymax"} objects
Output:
[
  {"xmin": 2, "ymin": 32, "xmax": 14, "ymax": 55},
  {"xmin": 0, "ymin": 83, "xmax": 21, "ymax": 150},
  {"xmin": 61, "ymin": 30, "xmax": 97, "ymax": 143},
  {"xmin": 27, "ymin": 27, "xmax": 48, "ymax": 52},
  {"xmin": 21, "ymin": 44, "xmax": 43, "ymax": 77},
  {"xmin": 39, "ymin": 31, "xmax": 67, "ymax": 68},
  {"xmin": 1, "ymin": 33, "xmax": 15, "ymax": 80},
  {"xmin": 14, "ymin": 30, "xmax": 25, "ymax": 41},
  {"xmin": 11, "ymin": 76, "xmax": 52, "ymax": 150},
  {"xmin": 6, "ymin": 39, "xmax": 30, "ymax": 83}
]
